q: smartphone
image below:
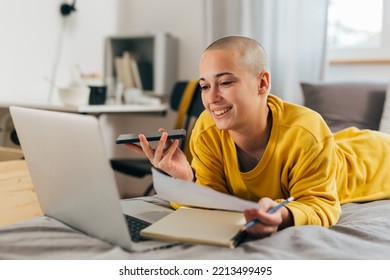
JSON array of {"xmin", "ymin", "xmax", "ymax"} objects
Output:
[{"xmin": 116, "ymin": 128, "xmax": 186, "ymax": 144}]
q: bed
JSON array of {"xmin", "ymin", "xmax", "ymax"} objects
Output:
[
  {"xmin": 1, "ymin": 196, "xmax": 390, "ymax": 259},
  {"xmin": 1, "ymin": 81, "xmax": 390, "ymax": 259}
]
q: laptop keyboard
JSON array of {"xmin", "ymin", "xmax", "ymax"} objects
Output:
[{"xmin": 124, "ymin": 214, "xmax": 151, "ymax": 242}]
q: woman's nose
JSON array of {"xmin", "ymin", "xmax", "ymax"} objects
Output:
[{"xmin": 208, "ymin": 87, "xmax": 222, "ymax": 103}]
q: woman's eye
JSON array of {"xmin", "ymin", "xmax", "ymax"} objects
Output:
[
  {"xmin": 200, "ymin": 85, "xmax": 209, "ymax": 91},
  {"xmin": 221, "ymin": 81, "xmax": 232, "ymax": 86}
]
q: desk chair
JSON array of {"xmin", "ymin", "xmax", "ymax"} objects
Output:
[{"xmin": 110, "ymin": 80, "xmax": 204, "ymax": 196}]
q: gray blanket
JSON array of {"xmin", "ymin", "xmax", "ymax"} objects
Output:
[{"xmin": 0, "ymin": 199, "xmax": 389, "ymax": 260}]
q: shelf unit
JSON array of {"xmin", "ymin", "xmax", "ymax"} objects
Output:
[{"xmin": 104, "ymin": 33, "xmax": 178, "ymax": 97}]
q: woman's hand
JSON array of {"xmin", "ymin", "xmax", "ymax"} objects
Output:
[
  {"xmin": 243, "ymin": 197, "xmax": 293, "ymax": 237},
  {"xmin": 124, "ymin": 129, "xmax": 194, "ymax": 181}
]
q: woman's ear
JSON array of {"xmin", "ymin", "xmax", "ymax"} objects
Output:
[{"xmin": 258, "ymin": 71, "xmax": 270, "ymax": 95}]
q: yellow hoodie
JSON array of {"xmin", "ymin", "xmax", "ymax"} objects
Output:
[{"xmin": 189, "ymin": 94, "xmax": 390, "ymax": 227}]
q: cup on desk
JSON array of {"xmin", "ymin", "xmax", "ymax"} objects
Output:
[
  {"xmin": 58, "ymin": 86, "xmax": 90, "ymax": 106},
  {"xmin": 88, "ymin": 85, "xmax": 107, "ymax": 105}
]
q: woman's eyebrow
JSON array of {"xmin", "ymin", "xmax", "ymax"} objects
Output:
[{"xmin": 198, "ymin": 72, "xmax": 235, "ymax": 83}]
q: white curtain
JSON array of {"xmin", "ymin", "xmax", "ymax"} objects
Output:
[{"xmin": 204, "ymin": 0, "xmax": 329, "ymax": 104}]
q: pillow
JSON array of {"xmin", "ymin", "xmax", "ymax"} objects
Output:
[
  {"xmin": 379, "ymin": 81, "xmax": 390, "ymax": 133},
  {"xmin": 301, "ymin": 82, "xmax": 387, "ymax": 132}
]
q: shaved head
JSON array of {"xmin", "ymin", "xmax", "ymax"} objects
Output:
[{"xmin": 204, "ymin": 35, "xmax": 269, "ymax": 77}]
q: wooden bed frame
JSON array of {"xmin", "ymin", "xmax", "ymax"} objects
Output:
[{"xmin": 0, "ymin": 151, "xmax": 42, "ymax": 227}]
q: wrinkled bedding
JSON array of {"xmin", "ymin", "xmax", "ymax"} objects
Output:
[{"xmin": 0, "ymin": 198, "xmax": 389, "ymax": 260}]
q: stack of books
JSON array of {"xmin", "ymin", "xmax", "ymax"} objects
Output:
[{"xmin": 114, "ymin": 51, "xmax": 153, "ymax": 92}]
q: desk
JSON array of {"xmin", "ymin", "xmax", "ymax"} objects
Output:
[
  {"xmin": 0, "ymin": 100, "xmax": 168, "ymax": 146},
  {"xmin": 0, "ymin": 100, "xmax": 168, "ymax": 114}
]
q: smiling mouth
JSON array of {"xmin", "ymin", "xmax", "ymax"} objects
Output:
[{"xmin": 213, "ymin": 107, "xmax": 232, "ymax": 117}]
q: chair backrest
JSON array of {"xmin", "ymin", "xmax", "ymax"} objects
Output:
[{"xmin": 169, "ymin": 80, "xmax": 204, "ymax": 160}]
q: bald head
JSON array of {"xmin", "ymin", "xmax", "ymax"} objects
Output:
[{"xmin": 204, "ymin": 35, "xmax": 269, "ymax": 77}]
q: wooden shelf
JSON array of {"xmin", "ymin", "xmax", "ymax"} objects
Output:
[{"xmin": 329, "ymin": 59, "xmax": 390, "ymax": 65}]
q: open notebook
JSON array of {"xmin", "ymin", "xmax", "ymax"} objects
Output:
[
  {"xmin": 140, "ymin": 168, "xmax": 260, "ymax": 248},
  {"xmin": 141, "ymin": 206, "xmax": 246, "ymax": 248}
]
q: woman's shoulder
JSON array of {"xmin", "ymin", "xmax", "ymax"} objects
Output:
[{"xmin": 268, "ymin": 94, "xmax": 333, "ymax": 142}]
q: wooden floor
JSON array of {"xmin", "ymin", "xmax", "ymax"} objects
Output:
[{"xmin": 0, "ymin": 160, "xmax": 42, "ymax": 227}]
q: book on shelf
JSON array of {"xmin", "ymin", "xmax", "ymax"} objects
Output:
[
  {"xmin": 130, "ymin": 59, "xmax": 143, "ymax": 90},
  {"xmin": 115, "ymin": 51, "xmax": 153, "ymax": 92},
  {"xmin": 114, "ymin": 52, "xmax": 136, "ymax": 90},
  {"xmin": 132, "ymin": 60, "xmax": 153, "ymax": 91}
]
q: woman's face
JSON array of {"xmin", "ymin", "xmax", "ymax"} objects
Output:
[{"xmin": 198, "ymin": 49, "xmax": 267, "ymax": 132}]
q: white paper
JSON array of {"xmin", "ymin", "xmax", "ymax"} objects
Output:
[{"xmin": 151, "ymin": 168, "xmax": 260, "ymax": 212}]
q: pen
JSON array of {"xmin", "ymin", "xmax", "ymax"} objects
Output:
[{"xmin": 241, "ymin": 196, "xmax": 294, "ymax": 231}]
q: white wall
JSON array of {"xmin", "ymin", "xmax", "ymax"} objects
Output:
[{"xmin": 0, "ymin": 0, "xmax": 119, "ymax": 102}]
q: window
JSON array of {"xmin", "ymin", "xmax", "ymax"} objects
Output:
[
  {"xmin": 327, "ymin": 0, "xmax": 382, "ymax": 49},
  {"xmin": 326, "ymin": 0, "xmax": 390, "ymax": 63}
]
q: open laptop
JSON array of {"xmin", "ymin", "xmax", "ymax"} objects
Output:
[{"xmin": 9, "ymin": 106, "xmax": 175, "ymax": 252}]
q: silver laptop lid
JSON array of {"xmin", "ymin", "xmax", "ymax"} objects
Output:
[{"xmin": 10, "ymin": 106, "xmax": 135, "ymax": 250}]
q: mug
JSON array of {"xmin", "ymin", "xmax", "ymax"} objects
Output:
[{"xmin": 89, "ymin": 86, "xmax": 107, "ymax": 105}]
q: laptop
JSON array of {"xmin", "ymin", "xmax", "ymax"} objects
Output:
[{"xmin": 9, "ymin": 106, "xmax": 175, "ymax": 252}]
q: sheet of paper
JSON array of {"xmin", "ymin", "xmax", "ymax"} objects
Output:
[{"xmin": 151, "ymin": 168, "xmax": 260, "ymax": 212}]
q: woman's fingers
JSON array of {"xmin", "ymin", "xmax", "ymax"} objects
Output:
[
  {"xmin": 139, "ymin": 134, "xmax": 156, "ymax": 161},
  {"xmin": 243, "ymin": 208, "xmax": 280, "ymax": 236},
  {"xmin": 139, "ymin": 132, "xmax": 170, "ymax": 168},
  {"xmin": 133, "ymin": 130, "xmax": 181, "ymax": 173},
  {"xmin": 158, "ymin": 139, "xmax": 180, "ymax": 169},
  {"xmin": 152, "ymin": 132, "xmax": 168, "ymax": 166}
]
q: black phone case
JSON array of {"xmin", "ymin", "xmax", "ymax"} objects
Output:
[{"xmin": 116, "ymin": 129, "xmax": 186, "ymax": 144}]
